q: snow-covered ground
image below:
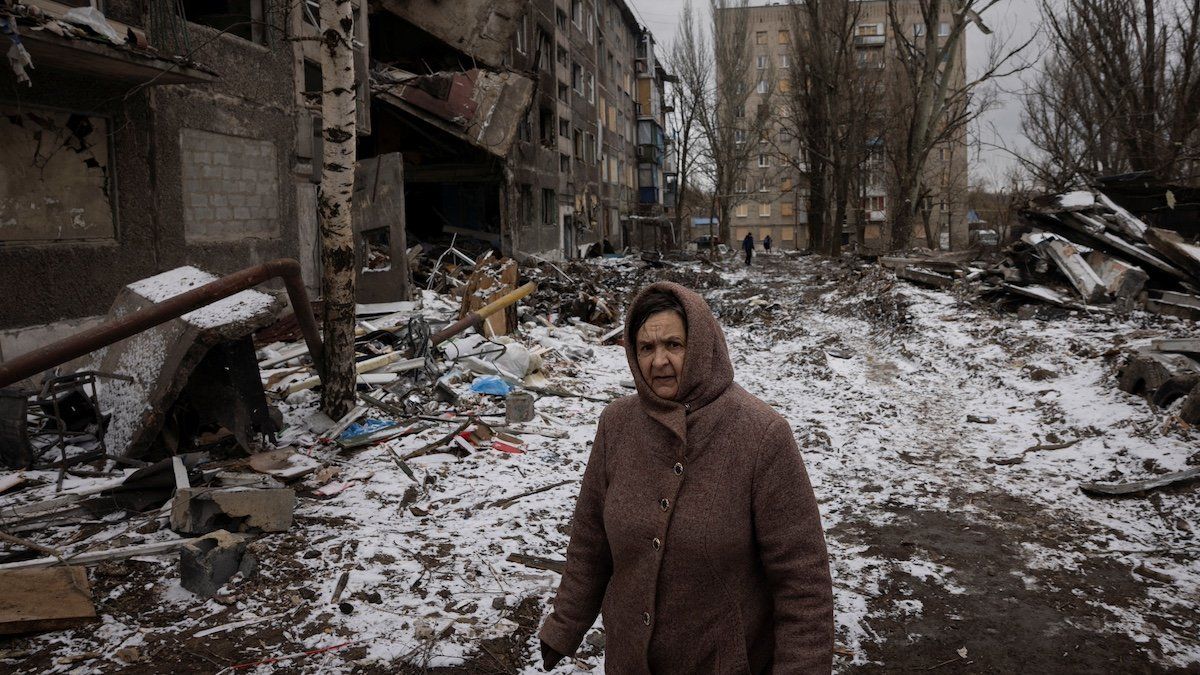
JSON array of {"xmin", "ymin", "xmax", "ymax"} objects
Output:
[{"xmin": 2, "ymin": 254, "xmax": 1197, "ymax": 673}]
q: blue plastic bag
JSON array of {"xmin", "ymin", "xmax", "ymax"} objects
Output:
[{"xmin": 470, "ymin": 375, "xmax": 514, "ymax": 396}]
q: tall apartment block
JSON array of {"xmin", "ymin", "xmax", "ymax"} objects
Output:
[
  {"xmin": 718, "ymin": 1, "xmax": 969, "ymax": 251},
  {"xmin": 506, "ymin": 0, "xmax": 676, "ymax": 258}
]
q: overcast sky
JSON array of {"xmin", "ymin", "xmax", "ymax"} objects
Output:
[{"xmin": 626, "ymin": 0, "xmax": 1044, "ymax": 188}]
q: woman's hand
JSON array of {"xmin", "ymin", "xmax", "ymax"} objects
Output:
[{"xmin": 540, "ymin": 640, "xmax": 565, "ymax": 671}]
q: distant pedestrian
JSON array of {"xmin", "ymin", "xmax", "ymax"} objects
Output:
[
  {"xmin": 742, "ymin": 232, "xmax": 754, "ymax": 266},
  {"xmin": 764, "ymin": 234, "xmax": 773, "ymax": 252}
]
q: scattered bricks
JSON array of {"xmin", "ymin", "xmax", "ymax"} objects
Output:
[
  {"xmin": 180, "ymin": 530, "xmax": 254, "ymax": 598},
  {"xmin": 170, "ymin": 487, "xmax": 296, "ymax": 536}
]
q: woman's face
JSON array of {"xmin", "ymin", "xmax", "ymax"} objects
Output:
[{"xmin": 635, "ymin": 310, "xmax": 687, "ymax": 400}]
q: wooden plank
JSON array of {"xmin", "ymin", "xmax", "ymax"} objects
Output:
[
  {"xmin": 1081, "ymin": 467, "xmax": 1200, "ymax": 496},
  {"xmin": 506, "ymin": 553, "xmax": 565, "ymax": 573},
  {"xmin": 1145, "ymin": 227, "xmax": 1200, "ymax": 281},
  {"xmin": 1151, "ymin": 338, "xmax": 1200, "ymax": 355},
  {"xmin": 1158, "ymin": 291, "xmax": 1200, "ymax": 309},
  {"xmin": 0, "ymin": 537, "xmax": 198, "ymax": 571},
  {"xmin": 1039, "ymin": 238, "xmax": 1109, "ymax": 303},
  {"xmin": 1001, "ymin": 283, "xmax": 1072, "ymax": 307},
  {"xmin": 1033, "ymin": 212, "xmax": 1190, "ymax": 282},
  {"xmin": 0, "ymin": 567, "xmax": 96, "ymax": 635},
  {"xmin": 895, "ymin": 266, "xmax": 954, "ymax": 289}
]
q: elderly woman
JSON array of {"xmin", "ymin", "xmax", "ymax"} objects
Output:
[{"xmin": 539, "ymin": 282, "xmax": 834, "ymax": 673}]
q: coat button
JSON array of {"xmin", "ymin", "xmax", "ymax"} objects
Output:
[
  {"xmin": 642, "ymin": 612, "xmax": 652, "ymax": 625},
  {"xmin": 660, "ymin": 498, "xmax": 669, "ymax": 511},
  {"xmin": 652, "ymin": 537, "xmax": 661, "ymax": 550},
  {"xmin": 673, "ymin": 462, "xmax": 683, "ymax": 476}
]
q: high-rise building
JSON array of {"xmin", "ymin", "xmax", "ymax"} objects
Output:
[{"xmin": 718, "ymin": 1, "xmax": 969, "ymax": 251}]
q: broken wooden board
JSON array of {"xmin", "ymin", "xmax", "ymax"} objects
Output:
[
  {"xmin": 879, "ymin": 257, "xmax": 963, "ymax": 273},
  {"xmin": 1145, "ymin": 227, "xmax": 1200, "ymax": 281},
  {"xmin": 895, "ymin": 266, "xmax": 955, "ymax": 289},
  {"xmin": 1038, "ymin": 237, "xmax": 1109, "ymax": 303},
  {"xmin": 0, "ymin": 537, "xmax": 199, "ymax": 571},
  {"xmin": 1146, "ymin": 293, "xmax": 1200, "ymax": 320},
  {"xmin": 1081, "ymin": 467, "xmax": 1200, "ymax": 496},
  {"xmin": 0, "ymin": 567, "xmax": 96, "ymax": 635},
  {"xmin": 1029, "ymin": 212, "xmax": 1190, "ymax": 283},
  {"xmin": 506, "ymin": 553, "xmax": 565, "ymax": 573},
  {"xmin": 1086, "ymin": 251, "xmax": 1148, "ymax": 300},
  {"xmin": 459, "ymin": 259, "xmax": 520, "ymax": 336},
  {"xmin": 1001, "ymin": 283, "xmax": 1073, "ymax": 308},
  {"xmin": 248, "ymin": 448, "xmax": 321, "ymax": 481}
]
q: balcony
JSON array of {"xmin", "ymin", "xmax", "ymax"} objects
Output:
[
  {"xmin": 854, "ymin": 34, "xmax": 886, "ymax": 47},
  {"xmin": 639, "ymin": 186, "xmax": 660, "ymax": 205}
]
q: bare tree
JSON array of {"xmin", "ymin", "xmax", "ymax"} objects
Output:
[
  {"xmin": 779, "ymin": 0, "xmax": 883, "ymax": 256},
  {"xmin": 1022, "ymin": 0, "xmax": 1200, "ymax": 188},
  {"xmin": 668, "ymin": 3, "xmax": 712, "ymax": 248},
  {"xmin": 882, "ymin": 0, "xmax": 1032, "ymax": 250},
  {"xmin": 318, "ymin": 0, "xmax": 358, "ymax": 418},
  {"xmin": 674, "ymin": 0, "xmax": 775, "ymax": 249}
]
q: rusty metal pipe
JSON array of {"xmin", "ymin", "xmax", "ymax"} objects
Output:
[
  {"xmin": 426, "ymin": 282, "xmax": 538, "ymax": 349},
  {"xmin": 0, "ymin": 259, "xmax": 324, "ymax": 389}
]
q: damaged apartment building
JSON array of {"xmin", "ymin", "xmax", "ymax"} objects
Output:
[
  {"xmin": 367, "ymin": 0, "xmax": 676, "ymax": 259},
  {"xmin": 0, "ymin": 0, "xmax": 673, "ymax": 364},
  {"xmin": 0, "ymin": 0, "xmax": 346, "ymax": 361}
]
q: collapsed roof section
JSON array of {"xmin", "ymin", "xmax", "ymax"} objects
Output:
[
  {"xmin": 372, "ymin": 66, "xmax": 535, "ymax": 159},
  {"xmin": 372, "ymin": 0, "xmax": 525, "ymax": 71}
]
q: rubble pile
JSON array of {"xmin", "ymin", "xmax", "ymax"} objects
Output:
[
  {"xmin": 0, "ymin": 248, "xmax": 1197, "ymax": 670},
  {"xmin": 0, "ymin": 247, "xmax": 696, "ymax": 670},
  {"xmin": 882, "ymin": 188, "xmax": 1200, "ymax": 426}
]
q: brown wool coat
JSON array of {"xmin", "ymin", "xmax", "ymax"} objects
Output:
[{"xmin": 540, "ymin": 282, "xmax": 834, "ymax": 673}]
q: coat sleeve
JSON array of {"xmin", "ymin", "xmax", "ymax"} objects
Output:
[
  {"xmin": 753, "ymin": 417, "xmax": 834, "ymax": 673},
  {"xmin": 539, "ymin": 419, "xmax": 612, "ymax": 657}
]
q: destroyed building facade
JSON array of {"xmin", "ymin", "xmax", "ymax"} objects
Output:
[
  {"xmin": 716, "ymin": 1, "xmax": 969, "ymax": 251},
  {"xmin": 367, "ymin": 0, "xmax": 675, "ymax": 260},
  {"xmin": 0, "ymin": 1, "xmax": 314, "ymax": 360},
  {"xmin": 0, "ymin": 0, "xmax": 674, "ymax": 364}
]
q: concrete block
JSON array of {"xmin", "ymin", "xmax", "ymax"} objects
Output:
[
  {"xmin": 179, "ymin": 529, "xmax": 255, "ymax": 598},
  {"xmin": 1086, "ymin": 251, "xmax": 1149, "ymax": 300},
  {"xmin": 233, "ymin": 207, "xmax": 251, "ymax": 220},
  {"xmin": 171, "ymin": 486, "xmax": 295, "ymax": 535}
]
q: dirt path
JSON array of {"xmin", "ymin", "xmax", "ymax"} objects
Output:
[{"xmin": 722, "ymin": 254, "xmax": 1199, "ymax": 672}]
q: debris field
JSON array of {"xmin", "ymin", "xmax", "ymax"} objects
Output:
[{"xmin": 1, "ymin": 239, "xmax": 1197, "ymax": 673}]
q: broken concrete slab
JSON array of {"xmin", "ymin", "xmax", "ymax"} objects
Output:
[
  {"xmin": 1145, "ymin": 227, "xmax": 1200, "ymax": 281},
  {"xmin": 374, "ymin": 0, "xmax": 525, "ymax": 69},
  {"xmin": 1146, "ymin": 291, "xmax": 1200, "ymax": 320},
  {"xmin": 248, "ymin": 448, "xmax": 321, "ymax": 482},
  {"xmin": 1034, "ymin": 236, "xmax": 1109, "ymax": 303},
  {"xmin": 374, "ymin": 67, "xmax": 535, "ymax": 158},
  {"xmin": 179, "ymin": 529, "xmax": 255, "ymax": 598},
  {"xmin": 86, "ymin": 266, "xmax": 284, "ymax": 458},
  {"xmin": 1150, "ymin": 338, "xmax": 1200, "ymax": 356},
  {"xmin": 170, "ymin": 486, "xmax": 295, "ymax": 535},
  {"xmin": 0, "ymin": 566, "xmax": 96, "ymax": 635},
  {"xmin": 1086, "ymin": 251, "xmax": 1148, "ymax": 301},
  {"xmin": 1118, "ymin": 349, "xmax": 1200, "ymax": 398}
]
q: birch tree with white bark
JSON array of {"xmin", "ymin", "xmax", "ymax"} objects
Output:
[{"xmin": 319, "ymin": 0, "xmax": 358, "ymax": 418}]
